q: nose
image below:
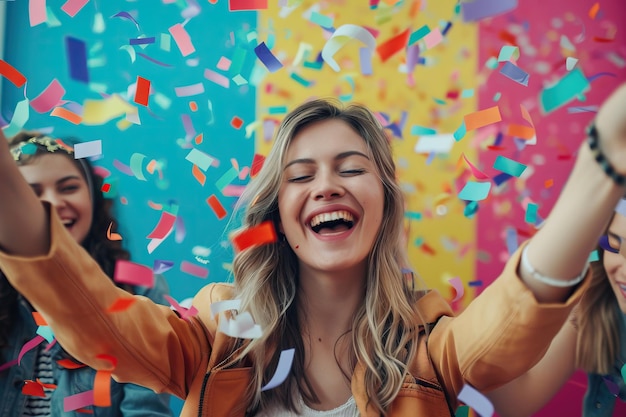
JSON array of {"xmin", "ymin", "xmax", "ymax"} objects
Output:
[
  {"xmin": 312, "ymin": 170, "xmax": 344, "ymax": 200},
  {"xmin": 39, "ymin": 189, "xmax": 65, "ymax": 208}
]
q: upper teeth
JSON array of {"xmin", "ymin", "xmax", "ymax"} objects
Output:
[{"xmin": 310, "ymin": 210, "xmax": 354, "ymax": 228}]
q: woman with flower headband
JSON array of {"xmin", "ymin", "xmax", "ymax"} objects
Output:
[
  {"xmin": 0, "ymin": 132, "xmax": 174, "ymax": 417},
  {"xmin": 487, "ymin": 199, "xmax": 626, "ymax": 417},
  {"xmin": 0, "ymin": 83, "xmax": 625, "ymax": 417}
]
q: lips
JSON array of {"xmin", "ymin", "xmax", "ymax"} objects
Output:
[{"xmin": 305, "ymin": 206, "xmax": 359, "ymax": 236}]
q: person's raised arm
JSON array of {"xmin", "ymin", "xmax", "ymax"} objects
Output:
[
  {"xmin": 0, "ymin": 128, "xmax": 50, "ymax": 256},
  {"xmin": 521, "ymin": 84, "xmax": 626, "ymax": 303}
]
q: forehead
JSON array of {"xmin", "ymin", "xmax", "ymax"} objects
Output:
[
  {"xmin": 285, "ymin": 119, "xmax": 369, "ymax": 159},
  {"xmin": 18, "ymin": 153, "xmax": 84, "ymax": 182}
]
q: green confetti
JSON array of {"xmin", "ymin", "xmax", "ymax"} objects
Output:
[{"xmin": 493, "ymin": 155, "xmax": 527, "ymax": 177}]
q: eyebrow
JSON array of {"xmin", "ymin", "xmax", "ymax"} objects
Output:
[
  {"xmin": 28, "ymin": 175, "xmax": 82, "ymax": 187},
  {"xmin": 284, "ymin": 150, "xmax": 370, "ymax": 170}
]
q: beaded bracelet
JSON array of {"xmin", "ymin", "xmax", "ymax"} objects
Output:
[
  {"xmin": 587, "ymin": 123, "xmax": 626, "ymax": 187},
  {"xmin": 521, "ymin": 246, "xmax": 588, "ymax": 288}
]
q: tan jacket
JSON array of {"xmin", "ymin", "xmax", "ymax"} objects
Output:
[{"xmin": 0, "ymin": 209, "xmax": 587, "ymax": 417}]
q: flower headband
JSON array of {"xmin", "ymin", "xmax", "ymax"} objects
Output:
[{"xmin": 9, "ymin": 135, "xmax": 74, "ymax": 161}]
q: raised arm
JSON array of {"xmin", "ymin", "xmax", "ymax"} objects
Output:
[
  {"xmin": 0, "ymin": 129, "xmax": 49, "ymax": 255},
  {"xmin": 519, "ymin": 84, "xmax": 626, "ymax": 303}
]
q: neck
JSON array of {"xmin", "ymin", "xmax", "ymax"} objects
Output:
[{"xmin": 297, "ymin": 265, "xmax": 366, "ymax": 340}]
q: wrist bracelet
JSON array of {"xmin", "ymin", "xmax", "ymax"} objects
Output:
[
  {"xmin": 521, "ymin": 245, "xmax": 588, "ymax": 288},
  {"xmin": 587, "ymin": 123, "xmax": 626, "ymax": 187}
]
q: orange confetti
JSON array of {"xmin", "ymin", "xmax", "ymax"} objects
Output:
[
  {"xmin": 106, "ymin": 298, "xmax": 136, "ymax": 313},
  {"xmin": 231, "ymin": 221, "xmax": 277, "ymax": 252},
  {"xmin": 50, "ymin": 107, "xmax": 82, "ymax": 124},
  {"xmin": 207, "ymin": 195, "xmax": 227, "ymax": 220},
  {"xmin": 93, "ymin": 370, "xmax": 112, "ymax": 407},
  {"xmin": 189, "ymin": 101, "xmax": 198, "ymax": 112},
  {"xmin": 32, "ymin": 312, "xmax": 48, "ymax": 326},
  {"xmin": 506, "ymin": 124, "xmax": 535, "ymax": 140},
  {"xmin": 464, "ymin": 106, "xmax": 502, "ymax": 131},
  {"xmin": 134, "ymin": 76, "xmax": 150, "ymax": 106},
  {"xmin": 588, "ymin": 2, "xmax": 600, "ymax": 19},
  {"xmin": 376, "ymin": 28, "xmax": 410, "ymax": 62},
  {"xmin": 194, "ymin": 133, "xmax": 203, "ymax": 144},
  {"xmin": 57, "ymin": 358, "xmax": 86, "ymax": 369},
  {"xmin": 192, "ymin": 164, "xmax": 206, "ymax": 186},
  {"xmin": 106, "ymin": 222, "xmax": 123, "ymax": 241},
  {"xmin": 544, "ymin": 179, "xmax": 554, "ymax": 188},
  {"xmin": 231, "ymin": 116, "xmax": 243, "ymax": 129}
]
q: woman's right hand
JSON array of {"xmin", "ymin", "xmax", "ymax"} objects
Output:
[{"xmin": 595, "ymin": 83, "xmax": 626, "ymax": 176}]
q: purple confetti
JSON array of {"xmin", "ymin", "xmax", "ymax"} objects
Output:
[
  {"xmin": 254, "ymin": 42, "xmax": 283, "ymax": 73},
  {"xmin": 65, "ymin": 36, "xmax": 89, "ymax": 83}
]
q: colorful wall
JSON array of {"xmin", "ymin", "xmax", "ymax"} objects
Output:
[{"xmin": 1, "ymin": 0, "xmax": 625, "ymax": 415}]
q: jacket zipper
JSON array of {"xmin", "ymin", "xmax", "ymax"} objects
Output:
[{"xmin": 197, "ymin": 371, "xmax": 211, "ymax": 417}]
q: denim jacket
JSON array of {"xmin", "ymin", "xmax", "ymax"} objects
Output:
[
  {"xmin": 0, "ymin": 275, "xmax": 173, "ymax": 417},
  {"xmin": 582, "ymin": 312, "xmax": 626, "ymax": 417}
]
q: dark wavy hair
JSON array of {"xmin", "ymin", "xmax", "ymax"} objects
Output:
[{"xmin": 0, "ymin": 131, "xmax": 134, "ymax": 363}]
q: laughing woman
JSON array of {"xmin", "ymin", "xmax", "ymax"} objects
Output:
[
  {"xmin": 0, "ymin": 133, "xmax": 173, "ymax": 417},
  {"xmin": 0, "ymin": 83, "xmax": 626, "ymax": 416}
]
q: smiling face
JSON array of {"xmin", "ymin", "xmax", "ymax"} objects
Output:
[
  {"xmin": 18, "ymin": 153, "xmax": 93, "ymax": 245},
  {"xmin": 277, "ymin": 119, "xmax": 385, "ymax": 277},
  {"xmin": 603, "ymin": 212, "xmax": 626, "ymax": 313}
]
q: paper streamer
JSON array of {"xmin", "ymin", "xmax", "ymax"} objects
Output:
[
  {"xmin": 207, "ymin": 195, "xmax": 227, "ymax": 220},
  {"xmin": 164, "ymin": 295, "xmax": 198, "ymax": 320},
  {"xmin": 18, "ymin": 335, "xmax": 45, "ymax": 365},
  {"xmin": 180, "ymin": 261, "xmax": 209, "ymax": 279},
  {"xmin": 229, "ymin": 0, "xmax": 268, "ymax": 11},
  {"xmin": 448, "ymin": 277, "xmax": 464, "ymax": 302},
  {"xmin": 74, "ymin": 140, "xmax": 102, "ymax": 159},
  {"xmin": 30, "ymin": 79, "xmax": 65, "ymax": 113},
  {"xmin": 147, "ymin": 211, "xmax": 177, "ymax": 239},
  {"xmin": 464, "ymin": 106, "xmax": 502, "ymax": 131},
  {"xmin": 493, "ymin": 156, "xmax": 526, "ymax": 177},
  {"xmin": 29, "ymin": 0, "xmax": 47, "ymax": 26},
  {"xmin": 64, "ymin": 390, "xmax": 94, "ymax": 412},
  {"xmin": 321, "ymin": 24, "xmax": 376, "ymax": 72},
  {"xmin": 458, "ymin": 182, "xmax": 491, "ymax": 201},
  {"xmin": 539, "ymin": 68, "xmax": 590, "ymax": 113},
  {"xmin": 254, "ymin": 42, "xmax": 283, "ymax": 72},
  {"xmin": 114, "ymin": 260, "xmax": 154, "ymax": 287},
  {"xmin": 457, "ymin": 384, "xmax": 494, "ymax": 417},
  {"xmin": 210, "ymin": 299, "xmax": 242, "ymax": 319},
  {"xmin": 261, "ymin": 348, "xmax": 295, "ymax": 391},
  {"xmin": 499, "ymin": 61, "xmax": 529, "ymax": 86},
  {"xmin": 0, "ymin": 59, "xmax": 27, "ymax": 87}
]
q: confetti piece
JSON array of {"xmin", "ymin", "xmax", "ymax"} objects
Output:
[
  {"xmin": 111, "ymin": 11, "xmax": 140, "ymax": 30},
  {"xmin": 130, "ymin": 37, "xmax": 155, "ymax": 45},
  {"xmin": 134, "ymin": 76, "xmax": 150, "ymax": 106},
  {"xmin": 322, "ymin": 24, "xmax": 376, "ymax": 72},
  {"xmin": 525, "ymin": 203, "xmax": 538, "ymax": 224},
  {"xmin": 462, "ymin": 154, "xmax": 490, "ymax": 180},
  {"xmin": 64, "ymin": 390, "xmax": 94, "ymax": 412},
  {"xmin": 129, "ymin": 153, "xmax": 147, "ymax": 181},
  {"xmin": 261, "ymin": 348, "xmax": 295, "ymax": 391},
  {"xmin": 175, "ymin": 82, "xmax": 205, "ymax": 97},
  {"xmin": 147, "ymin": 211, "xmax": 176, "ymax": 240},
  {"xmin": 229, "ymin": 0, "xmax": 268, "ymax": 10},
  {"xmin": 192, "ymin": 164, "xmax": 206, "ymax": 185},
  {"xmin": 231, "ymin": 221, "xmax": 277, "ymax": 252},
  {"xmin": 566, "ymin": 57, "xmax": 578, "ymax": 71},
  {"xmin": 458, "ymin": 182, "xmax": 491, "ymax": 201},
  {"xmin": 65, "ymin": 36, "xmax": 89, "ymax": 83},
  {"xmin": 50, "ymin": 107, "xmax": 82, "ymax": 125},
  {"xmin": 29, "ymin": 0, "xmax": 47, "ymax": 27},
  {"xmin": 22, "ymin": 380, "xmax": 46, "ymax": 397},
  {"xmin": 414, "ymin": 134, "xmax": 455, "ymax": 154},
  {"xmin": 499, "ymin": 61, "xmax": 529, "ymax": 86},
  {"xmin": 448, "ymin": 277, "xmax": 464, "ymax": 302},
  {"xmin": 185, "ymin": 148, "xmax": 214, "ymax": 171},
  {"xmin": 423, "ymin": 28, "xmax": 443, "ymax": 50},
  {"xmin": 114, "ymin": 260, "xmax": 154, "ymax": 287},
  {"xmin": 74, "ymin": 140, "xmax": 102, "ymax": 159},
  {"xmin": 231, "ymin": 116, "xmax": 244, "ymax": 129},
  {"xmin": 0, "ymin": 59, "xmax": 27, "ymax": 87},
  {"xmin": 180, "ymin": 261, "xmax": 209, "ymax": 278},
  {"xmin": 169, "ymin": 23, "xmax": 195, "ymax": 57},
  {"xmin": 61, "ymin": 0, "xmax": 89, "ymax": 17},
  {"xmin": 93, "ymin": 370, "xmax": 112, "ymax": 406},
  {"xmin": 377, "ymin": 28, "xmax": 410, "ymax": 62},
  {"xmin": 493, "ymin": 156, "xmax": 526, "ymax": 177},
  {"xmin": 18, "ymin": 335, "xmax": 45, "ymax": 366},
  {"xmin": 250, "ymin": 154, "xmax": 265, "ymax": 177},
  {"xmin": 164, "ymin": 295, "xmax": 198, "ymax": 320},
  {"xmin": 207, "ymin": 195, "xmax": 227, "ymax": 220},
  {"xmin": 461, "ymin": 0, "xmax": 518, "ymax": 22},
  {"xmin": 217, "ymin": 56, "xmax": 231, "ymax": 71},
  {"xmin": 218, "ymin": 311, "xmax": 262, "ymax": 338},
  {"xmin": 539, "ymin": 68, "xmax": 590, "ymax": 114},
  {"xmin": 254, "ymin": 42, "xmax": 283, "ymax": 73},
  {"xmin": 204, "ymin": 68, "xmax": 230, "ymax": 88},
  {"xmin": 32, "ymin": 312, "xmax": 47, "ymax": 326},
  {"xmin": 107, "ymin": 298, "xmax": 136, "ymax": 313},
  {"xmin": 137, "ymin": 52, "xmax": 173, "ymax": 67},
  {"xmin": 82, "ymin": 94, "xmax": 134, "ymax": 125},
  {"xmin": 457, "ymin": 384, "xmax": 494, "ymax": 417},
  {"xmin": 30, "ymin": 79, "xmax": 65, "ymax": 113},
  {"xmin": 463, "ymin": 106, "xmax": 501, "ymax": 131},
  {"xmin": 497, "ymin": 45, "xmax": 519, "ymax": 62}
]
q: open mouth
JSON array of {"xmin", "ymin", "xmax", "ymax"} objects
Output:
[
  {"xmin": 61, "ymin": 219, "xmax": 76, "ymax": 228},
  {"xmin": 309, "ymin": 210, "xmax": 355, "ymax": 234}
]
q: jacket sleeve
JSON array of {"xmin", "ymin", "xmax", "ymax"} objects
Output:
[
  {"xmin": 426, "ymin": 240, "xmax": 589, "ymax": 403},
  {"xmin": 0, "ymin": 206, "xmax": 212, "ymax": 399}
]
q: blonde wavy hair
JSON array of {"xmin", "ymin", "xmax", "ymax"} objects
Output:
[
  {"xmin": 230, "ymin": 98, "xmax": 424, "ymax": 415},
  {"xmin": 575, "ymin": 219, "xmax": 622, "ymax": 374}
]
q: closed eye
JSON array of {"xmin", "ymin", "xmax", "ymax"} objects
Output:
[
  {"xmin": 287, "ymin": 175, "xmax": 313, "ymax": 183},
  {"xmin": 341, "ymin": 169, "xmax": 365, "ymax": 176}
]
